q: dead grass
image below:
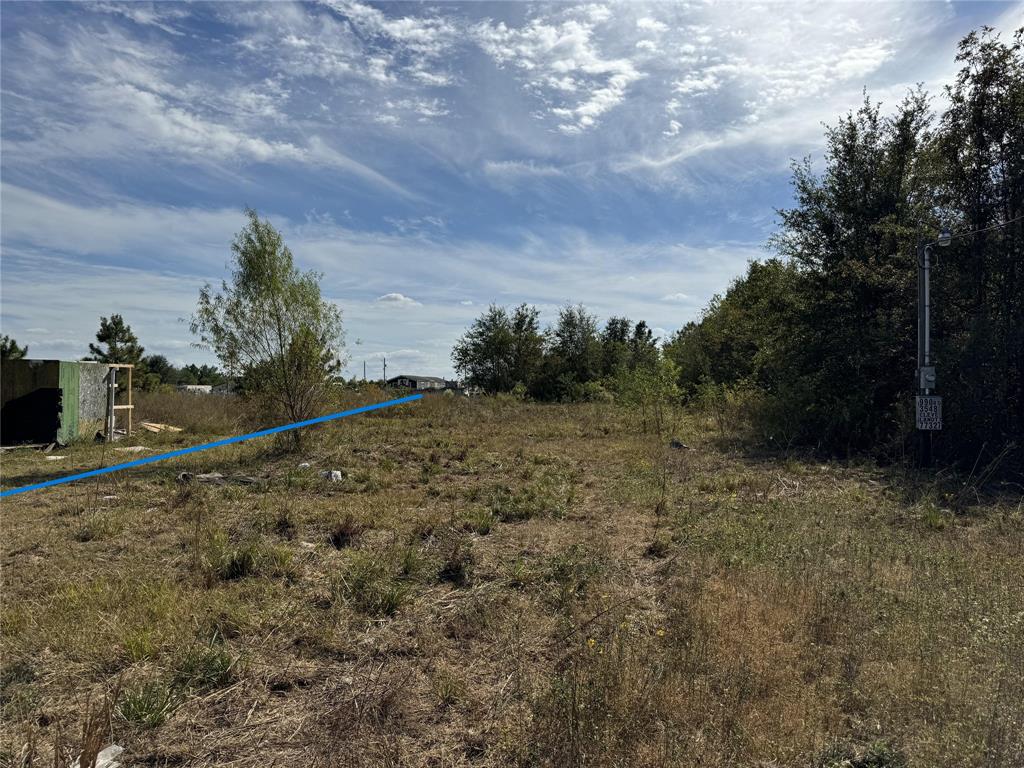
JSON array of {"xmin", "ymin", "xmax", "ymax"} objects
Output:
[{"xmin": 1, "ymin": 393, "xmax": 1022, "ymax": 766}]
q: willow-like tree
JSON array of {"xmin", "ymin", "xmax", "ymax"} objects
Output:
[{"xmin": 191, "ymin": 209, "xmax": 344, "ymax": 436}]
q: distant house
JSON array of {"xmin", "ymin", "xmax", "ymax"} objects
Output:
[
  {"xmin": 177, "ymin": 384, "xmax": 213, "ymax": 394},
  {"xmin": 386, "ymin": 375, "xmax": 458, "ymax": 391}
]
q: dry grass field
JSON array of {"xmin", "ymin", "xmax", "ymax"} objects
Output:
[{"xmin": 1, "ymin": 391, "xmax": 1022, "ymax": 767}]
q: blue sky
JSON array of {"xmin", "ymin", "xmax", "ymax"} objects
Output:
[{"xmin": 2, "ymin": 1, "xmax": 1021, "ymax": 378}]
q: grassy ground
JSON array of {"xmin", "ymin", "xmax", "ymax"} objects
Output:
[{"xmin": 1, "ymin": 391, "xmax": 1022, "ymax": 767}]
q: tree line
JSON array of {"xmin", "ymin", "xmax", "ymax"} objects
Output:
[
  {"xmin": 452, "ymin": 303, "xmax": 667, "ymax": 402},
  {"xmin": 2, "ymin": 318, "xmax": 226, "ymax": 390},
  {"xmin": 663, "ymin": 28, "xmax": 1022, "ymax": 471},
  {"xmin": 452, "ymin": 28, "xmax": 1022, "ymax": 475}
]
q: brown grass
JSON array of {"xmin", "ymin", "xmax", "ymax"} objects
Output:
[{"xmin": 1, "ymin": 393, "xmax": 1022, "ymax": 766}]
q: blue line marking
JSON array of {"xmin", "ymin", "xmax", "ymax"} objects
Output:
[{"xmin": 0, "ymin": 394, "xmax": 423, "ymax": 498}]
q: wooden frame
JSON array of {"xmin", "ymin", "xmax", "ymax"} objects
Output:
[{"xmin": 108, "ymin": 363, "xmax": 134, "ymax": 437}]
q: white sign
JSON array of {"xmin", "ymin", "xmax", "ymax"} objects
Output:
[{"xmin": 916, "ymin": 395, "xmax": 942, "ymax": 431}]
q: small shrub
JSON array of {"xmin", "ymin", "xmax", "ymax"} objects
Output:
[{"xmin": 117, "ymin": 680, "xmax": 176, "ymax": 728}]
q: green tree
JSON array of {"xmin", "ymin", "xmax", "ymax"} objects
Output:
[
  {"xmin": 600, "ymin": 316, "xmax": 631, "ymax": 376},
  {"xmin": 191, "ymin": 209, "xmax": 344, "ymax": 433},
  {"xmin": 0, "ymin": 335, "xmax": 27, "ymax": 360},
  {"xmin": 452, "ymin": 305, "xmax": 515, "ymax": 394},
  {"xmin": 552, "ymin": 304, "xmax": 601, "ymax": 384},
  {"xmin": 628, "ymin": 321, "xmax": 659, "ymax": 371},
  {"xmin": 143, "ymin": 354, "xmax": 176, "ymax": 384},
  {"xmin": 928, "ymin": 28, "xmax": 1024, "ymax": 467},
  {"xmin": 88, "ymin": 315, "xmax": 145, "ymax": 365},
  {"xmin": 509, "ymin": 304, "xmax": 545, "ymax": 389}
]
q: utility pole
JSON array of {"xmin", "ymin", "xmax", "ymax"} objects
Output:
[
  {"xmin": 915, "ymin": 231, "xmax": 949, "ymax": 467},
  {"xmin": 383, "ymin": 356, "xmax": 387, "ymax": 386}
]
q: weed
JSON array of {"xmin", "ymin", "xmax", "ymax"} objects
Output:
[
  {"xmin": 462, "ymin": 508, "xmax": 495, "ymax": 535},
  {"xmin": 337, "ymin": 552, "xmax": 410, "ymax": 617},
  {"xmin": 438, "ymin": 537, "xmax": 474, "ymax": 587},
  {"xmin": 220, "ymin": 542, "xmax": 262, "ymax": 581},
  {"xmin": 73, "ymin": 512, "xmax": 123, "ymax": 542},
  {"xmin": 431, "ymin": 666, "xmax": 465, "ymax": 709},
  {"xmin": 543, "ymin": 544, "xmax": 605, "ymax": 607},
  {"xmin": 117, "ymin": 680, "xmax": 176, "ymax": 728},
  {"xmin": 645, "ymin": 534, "xmax": 672, "ymax": 559},
  {"xmin": 397, "ymin": 545, "xmax": 426, "ymax": 581},
  {"xmin": 329, "ymin": 514, "xmax": 368, "ymax": 549},
  {"xmin": 274, "ymin": 507, "xmax": 297, "ymax": 539},
  {"xmin": 173, "ymin": 642, "xmax": 236, "ymax": 691},
  {"xmin": 505, "ymin": 559, "xmax": 535, "ymax": 589},
  {"xmin": 816, "ymin": 740, "xmax": 908, "ymax": 768},
  {"xmin": 488, "ymin": 476, "xmax": 568, "ymax": 523},
  {"xmin": 123, "ymin": 629, "xmax": 159, "ymax": 662}
]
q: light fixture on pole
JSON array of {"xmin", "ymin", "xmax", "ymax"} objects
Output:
[
  {"xmin": 915, "ymin": 228, "xmax": 952, "ymax": 467},
  {"xmin": 913, "ymin": 214, "xmax": 1023, "ymax": 468}
]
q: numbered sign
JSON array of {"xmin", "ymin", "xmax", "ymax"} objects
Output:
[{"xmin": 916, "ymin": 395, "xmax": 942, "ymax": 431}]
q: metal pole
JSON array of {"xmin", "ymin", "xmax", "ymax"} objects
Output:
[
  {"xmin": 916, "ymin": 240, "xmax": 933, "ymax": 467},
  {"xmin": 105, "ymin": 367, "xmax": 117, "ymax": 443},
  {"xmin": 383, "ymin": 357, "xmax": 387, "ymax": 386}
]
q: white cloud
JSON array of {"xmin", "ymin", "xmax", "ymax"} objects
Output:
[
  {"xmin": 2, "ymin": 188, "xmax": 761, "ymax": 377},
  {"xmin": 636, "ymin": 17, "xmax": 668, "ymax": 34},
  {"xmin": 2, "ymin": 24, "xmax": 413, "ymax": 196},
  {"xmin": 375, "ymin": 293, "xmax": 422, "ymax": 306},
  {"xmin": 473, "ymin": 10, "xmax": 644, "ymax": 134},
  {"xmin": 88, "ymin": 2, "xmax": 188, "ymax": 36},
  {"xmin": 661, "ymin": 292, "xmax": 690, "ymax": 302}
]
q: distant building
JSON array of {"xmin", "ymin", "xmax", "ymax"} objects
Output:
[
  {"xmin": 177, "ymin": 384, "xmax": 213, "ymax": 394},
  {"xmin": 1, "ymin": 359, "xmax": 111, "ymax": 444},
  {"xmin": 386, "ymin": 374, "xmax": 459, "ymax": 391}
]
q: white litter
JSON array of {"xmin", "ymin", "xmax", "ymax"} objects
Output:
[
  {"xmin": 72, "ymin": 744, "xmax": 123, "ymax": 768},
  {"xmin": 45, "ymin": 455, "xmax": 66, "ymax": 461},
  {"xmin": 298, "ymin": 462, "xmax": 311, "ymax": 469}
]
